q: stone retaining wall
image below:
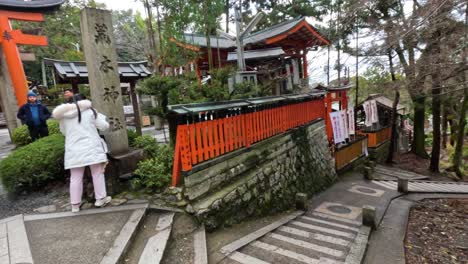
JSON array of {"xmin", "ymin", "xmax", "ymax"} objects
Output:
[
  {"xmin": 182, "ymin": 120, "xmax": 338, "ymax": 230},
  {"xmin": 368, "ymin": 141, "xmax": 391, "ymax": 163}
]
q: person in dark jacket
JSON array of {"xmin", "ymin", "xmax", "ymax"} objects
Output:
[
  {"xmin": 17, "ymin": 91, "xmax": 51, "ymax": 141},
  {"xmin": 63, "ymin": 89, "xmax": 86, "ymax": 103}
]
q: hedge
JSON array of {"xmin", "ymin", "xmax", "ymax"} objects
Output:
[
  {"xmin": 11, "ymin": 120, "xmax": 61, "ymax": 146},
  {"xmin": 0, "ymin": 134, "xmax": 65, "ymax": 192}
]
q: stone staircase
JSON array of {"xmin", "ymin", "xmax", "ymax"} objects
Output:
[{"xmin": 1, "ymin": 203, "xmax": 209, "ymax": 264}]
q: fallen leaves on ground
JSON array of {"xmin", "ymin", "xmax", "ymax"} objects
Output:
[{"xmin": 405, "ymin": 199, "xmax": 468, "ymax": 264}]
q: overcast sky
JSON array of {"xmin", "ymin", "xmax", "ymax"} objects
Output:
[{"xmin": 96, "ymin": 0, "xmax": 145, "ymax": 14}]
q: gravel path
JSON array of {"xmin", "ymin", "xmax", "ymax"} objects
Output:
[{"xmin": 0, "ymin": 184, "xmax": 69, "ymax": 219}]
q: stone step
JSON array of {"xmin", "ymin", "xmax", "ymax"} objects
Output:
[
  {"xmin": 137, "ymin": 212, "xmax": 175, "ymax": 264},
  {"xmin": 375, "ymin": 165, "xmax": 429, "ymax": 180},
  {"xmin": 193, "ymin": 225, "xmax": 208, "ymax": 264},
  {"xmin": 0, "ymin": 215, "xmax": 34, "ymax": 264},
  {"xmin": 372, "ymin": 180, "xmax": 468, "ymax": 193},
  {"xmin": 218, "ymin": 200, "xmax": 370, "ymax": 264}
]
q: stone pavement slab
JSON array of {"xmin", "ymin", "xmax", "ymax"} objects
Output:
[
  {"xmin": 26, "ymin": 210, "xmax": 133, "ymax": 264},
  {"xmin": 0, "ymin": 214, "xmax": 34, "ymax": 264}
]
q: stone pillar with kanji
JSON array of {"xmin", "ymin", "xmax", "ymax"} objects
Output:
[{"xmin": 80, "ymin": 8, "xmax": 129, "ymax": 154}]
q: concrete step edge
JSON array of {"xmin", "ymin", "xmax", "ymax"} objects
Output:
[{"xmin": 138, "ymin": 212, "xmax": 175, "ymax": 264}]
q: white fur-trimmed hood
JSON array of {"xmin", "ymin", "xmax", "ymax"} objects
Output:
[{"xmin": 52, "ymin": 100, "xmax": 93, "ymax": 120}]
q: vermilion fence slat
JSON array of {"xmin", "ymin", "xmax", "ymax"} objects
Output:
[
  {"xmin": 246, "ymin": 113, "xmax": 252, "ymax": 147},
  {"xmin": 196, "ymin": 123, "xmax": 204, "ymax": 163},
  {"xmin": 202, "ymin": 122, "xmax": 210, "ymax": 160},
  {"xmin": 213, "ymin": 119, "xmax": 219, "ymax": 157},
  {"xmin": 229, "ymin": 116, "xmax": 235, "ymax": 151},
  {"xmin": 218, "ymin": 119, "xmax": 225, "ymax": 155},
  {"xmin": 224, "ymin": 116, "xmax": 231, "ymax": 152},
  {"xmin": 207, "ymin": 120, "xmax": 215, "ymax": 158},
  {"xmin": 189, "ymin": 124, "xmax": 197, "ymax": 164},
  {"xmin": 237, "ymin": 115, "xmax": 243, "ymax": 148}
]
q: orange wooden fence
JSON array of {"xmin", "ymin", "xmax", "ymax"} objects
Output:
[
  {"xmin": 171, "ymin": 98, "xmax": 325, "ymax": 186},
  {"xmin": 334, "ymin": 137, "xmax": 367, "ymax": 170},
  {"xmin": 358, "ymin": 126, "xmax": 391, "ymax": 148}
]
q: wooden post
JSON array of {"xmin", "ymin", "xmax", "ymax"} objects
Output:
[
  {"xmin": 130, "ymin": 81, "xmax": 142, "ymax": 136},
  {"xmin": 302, "ymin": 49, "xmax": 308, "ymax": 79},
  {"xmin": 0, "ymin": 11, "xmax": 48, "ymax": 107},
  {"xmin": 71, "ymin": 80, "xmax": 79, "ymax": 94},
  {"xmin": 80, "ymin": 8, "xmax": 129, "ymax": 154}
]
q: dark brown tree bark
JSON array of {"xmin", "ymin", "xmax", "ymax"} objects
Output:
[
  {"xmin": 430, "ymin": 25, "xmax": 442, "ymax": 173},
  {"xmin": 441, "ymin": 106, "xmax": 448, "ymax": 149},
  {"xmin": 453, "ymin": 4, "xmax": 468, "ymax": 177},
  {"xmin": 143, "ymin": 0, "xmax": 159, "ymax": 74},
  {"xmin": 412, "ymin": 96, "xmax": 428, "ymax": 157},
  {"xmin": 430, "ymin": 72, "xmax": 442, "ymax": 173},
  {"xmin": 226, "ymin": 0, "xmax": 230, "ymax": 33},
  {"xmin": 453, "ymin": 81, "xmax": 467, "ymax": 177},
  {"xmin": 387, "ymin": 49, "xmax": 399, "ymax": 163}
]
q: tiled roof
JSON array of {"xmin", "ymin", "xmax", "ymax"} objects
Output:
[
  {"xmin": 0, "ymin": 0, "xmax": 64, "ymax": 11},
  {"xmin": 44, "ymin": 58, "xmax": 152, "ymax": 80},
  {"xmin": 227, "ymin": 47, "xmax": 285, "ymax": 61},
  {"xmin": 244, "ymin": 17, "xmax": 304, "ymax": 44},
  {"xmin": 182, "ymin": 33, "xmax": 236, "ymax": 49},
  {"xmin": 181, "ymin": 17, "xmax": 328, "ymax": 49}
]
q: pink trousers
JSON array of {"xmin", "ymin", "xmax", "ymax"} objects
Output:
[{"xmin": 70, "ymin": 163, "xmax": 107, "ymax": 205}]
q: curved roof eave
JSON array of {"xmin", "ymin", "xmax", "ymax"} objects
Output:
[{"xmin": 0, "ymin": 0, "xmax": 65, "ymax": 12}]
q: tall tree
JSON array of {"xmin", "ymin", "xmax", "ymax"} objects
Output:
[{"xmin": 452, "ymin": 2, "xmax": 468, "ymax": 177}]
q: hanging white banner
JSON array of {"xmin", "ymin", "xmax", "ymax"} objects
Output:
[
  {"xmin": 340, "ymin": 110, "xmax": 349, "ymax": 139},
  {"xmin": 330, "ymin": 111, "xmax": 345, "ymax": 144},
  {"xmin": 363, "ymin": 101, "xmax": 372, "ymax": 127},
  {"xmin": 347, "ymin": 107, "xmax": 355, "ymax": 135},
  {"xmin": 370, "ymin": 100, "xmax": 379, "ymax": 123}
]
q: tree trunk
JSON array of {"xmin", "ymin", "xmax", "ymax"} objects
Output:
[
  {"xmin": 453, "ymin": 4, "xmax": 468, "ymax": 176},
  {"xmin": 143, "ymin": 0, "xmax": 159, "ymax": 74},
  {"xmin": 430, "ymin": 73, "xmax": 441, "ymax": 173},
  {"xmin": 442, "ymin": 106, "xmax": 448, "ymax": 149},
  {"xmin": 453, "ymin": 86, "xmax": 467, "ymax": 177},
  {"xmin": 412, "ymin": 96, "xmax": 428, "ymax": 158},
  {"xmin": 387, "ymin": 49, "xmax": 399, "ymax": 163},
  {"xmin": 225, "ymin": 0, "xmax": 230, "ymax": 33},
  {"xmin": 204, "ymin": 2, "xmax": 214, "ymax": 71},
  {"xmin": 155, "ymin": 1, "xmax": 164, "ymax": 63}
]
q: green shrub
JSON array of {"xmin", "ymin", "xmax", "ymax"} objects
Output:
[
  {"xmin": 133, "ymin": 141, "xmax": 174, "ymax": 191},
  {"xmin": 0, "ymin": 134, "xmax": 65, "ymax": 192},
  {"xmin": 127, "ymin": 129, "xmax": 138, "ymax": 147},
  {"xmin": 134, "ymin": 135, "xmax": 159, "ymax": 158},
  {"xmin": 11, "ymin": 120, "xmax": 61, "ymax": 146}
]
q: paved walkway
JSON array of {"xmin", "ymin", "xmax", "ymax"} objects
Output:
[
  {"xmin": 214, "ymin": 173, "xmax": 400, "ymax": 264},
  {"xmin": 0, "ymin": 129, "xmax": 14, "ymax": 197},
  {"xmin": 0, "ymin": 128, "xmax": 13, "ymax": 160},
  {"xmin": 213, "ymin": 167, "xmax": 468, "ymax": 264},
  {"xmin": 372, "ymin": 180, "xmax": 468, "ymax": 193}
]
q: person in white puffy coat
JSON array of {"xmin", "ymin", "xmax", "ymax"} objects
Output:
[{"xmin": 53, "ymin": 99, "xmax": 112, "ymax": 212}]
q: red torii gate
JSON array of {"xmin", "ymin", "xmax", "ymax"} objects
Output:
[{"xmin": 0, "ymin": 10, "xmax": 47, "ymax": 106}]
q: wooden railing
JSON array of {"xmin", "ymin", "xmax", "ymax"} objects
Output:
[
  {"xmin": 358, "ymin": 126, "xmax": 391, "ymax": 148},
  {"xmin": 334, "ymin": 137, "xmax": 367, "ymax": 170},
  {"xmin": 171, "ymin": 97, "xmax": 326, "ymax": 186}
]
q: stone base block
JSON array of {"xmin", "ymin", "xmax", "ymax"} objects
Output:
[
  {"xmin": 362, "ymin": 205, "xmax": 376, "ymax": 229},
  {"xmin": 105, "ymin": 149, "xmax": 144, "ymax": 195},
  {"xmin": 295, "ymin": 193, "xmax": 308, "ymax": 211},
  {"xmin": 397, "ymin": 178, "xmax": 408, "ymax": 193}
]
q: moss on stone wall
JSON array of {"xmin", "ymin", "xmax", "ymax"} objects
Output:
[{"xmin": 184, "ymin": 121, "xmax": 338, "ymax": 230}]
